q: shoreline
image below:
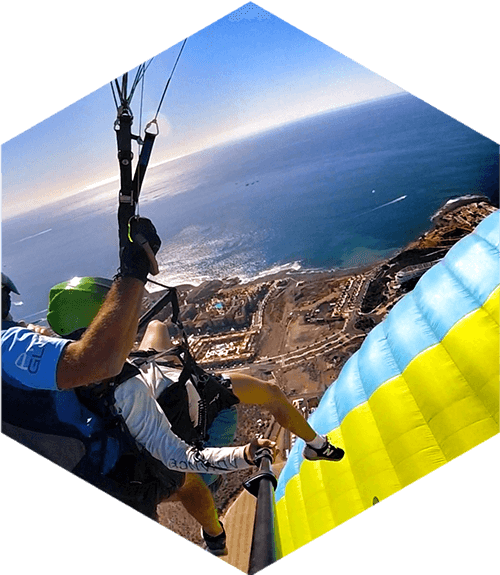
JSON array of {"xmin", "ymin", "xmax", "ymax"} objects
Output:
[
  {"xmin": 155, "ymin": 195, "xmax": 497, "ymax": 545},
  {"xmin": 144, "ymin": 195, "xmax": 497, "ymax": 378},
  {"xmin": 148, "ymin": 193, "xmax": 496, "ymax": 299},
  {"xmin": 149, "ymin": 192, "xmax": 499, "ymax": 413},
  {"xmin": 154, "ymin": 195, "xmax": 497, "ymax": 545}
]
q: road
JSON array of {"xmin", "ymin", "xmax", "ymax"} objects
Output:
[
  {"xmin": 255, "ymin": 331, "xmax": 366, "ymax": 369},
  {"xmin": 195, "ymin": 272, "xmax": 371, "ymax": 372}
]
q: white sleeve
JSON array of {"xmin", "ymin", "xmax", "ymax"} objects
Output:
[{"xmin": 114, "ymin": 374, "xmax": 251, "ymax": 474}]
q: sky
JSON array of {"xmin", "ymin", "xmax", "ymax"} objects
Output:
[{"xmin": 1, "ymin": 4, "xmax": 406, "ymax": 220}]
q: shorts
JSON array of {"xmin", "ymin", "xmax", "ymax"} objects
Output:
[
  {"xmin": 105, "ymin": 450, "xmax": 185, "ymax": 520},
  {"xmin": 200, "ymin": 406, "xmax": 239, "ymax": 487}
]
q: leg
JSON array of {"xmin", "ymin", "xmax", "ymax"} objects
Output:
[
  {"xmin": 162, "ymin": 473, "xmax": 223, "ymax": 537},
  {"xmin": 229, "ymin": 373, "xmax": 316, "ymax": 443},
  {"xmin": 139, "ymin": 320, "xmax": 172, "ymax": 352}
]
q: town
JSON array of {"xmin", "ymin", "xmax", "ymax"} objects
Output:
[
  {"xmin": 147, "ymin": 196, "xmax": 495, "ymax": 386},
  {"xmin": 150, "ymin": 196, "xmax": 497, "ymax": 546},
  {"xmin": 144, "ymin": 196, "xmax": 496, "ymax": 462}
]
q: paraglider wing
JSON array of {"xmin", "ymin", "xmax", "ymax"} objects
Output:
[{"xmin": 274, "ymin": 210, "xmax": 499, "ymax": 555}]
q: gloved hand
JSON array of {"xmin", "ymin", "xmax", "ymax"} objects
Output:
[{"xmin": 118, "ymin": 217, "xmax": 161, "ymax": 283}]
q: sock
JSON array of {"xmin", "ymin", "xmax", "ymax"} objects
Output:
[{"xmin": 307, "ymin": 434, "xmax": 327, "ymax": 449}]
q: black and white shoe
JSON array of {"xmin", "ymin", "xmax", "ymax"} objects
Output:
[
  {"xmin": 303, "ymin": 440, "xmax": 345, "ymax": 462},
  {"xmin": 202, "ymin": 523, "xmax": 228, "ymax": 556}
]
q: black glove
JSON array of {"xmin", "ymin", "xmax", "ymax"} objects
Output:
[{"xmin": 118, "ymin": 217, "xmax": 161, "ymax": 283}]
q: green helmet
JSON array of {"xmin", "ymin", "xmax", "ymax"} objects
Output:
[{"xmin": 47, "ymin": 276, "xmax": 113, "ymax": 337}]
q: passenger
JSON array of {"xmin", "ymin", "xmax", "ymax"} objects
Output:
[
  {"xmin": 134, "ymin": 318, "xmax": 345, "ymax": 468},
  {"xmin": 2, "ymin": 218, "xmax": 343, "ymax": 556},
  {"xmin": 44, "ymin": 279, "xmax": 345, "ymax": 555}
]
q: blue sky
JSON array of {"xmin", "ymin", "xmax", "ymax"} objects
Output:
[{"xmin": 1, "ymin": 4, "xmax": 406, "ymax": 219}]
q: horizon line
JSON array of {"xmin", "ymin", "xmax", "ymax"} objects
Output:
[{"xmin": 2, "ymin": 90, "xmax": 407, "ymax": 221}]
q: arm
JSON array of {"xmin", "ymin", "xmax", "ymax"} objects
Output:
[
  {"xmin": 114, "ymin": 375, "xmax": 250, "ymax": 473},
  {"xmin": 114, "ymin": 376, "xmax": 275, "ymax": 473},
  {"xmin": 56, "ymin": 277, "xmax": 144, "ymax": 389}
]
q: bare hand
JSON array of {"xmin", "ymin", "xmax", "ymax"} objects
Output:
[
  {"xmin": 244, "ymin": 439, "xmax": 277, "ymax": 465},
  {"xmin": 18, "ymin": 321, "xmax": 55, "ymax": 336}
]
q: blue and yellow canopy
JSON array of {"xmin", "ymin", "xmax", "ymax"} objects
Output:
[{"xmin": 275, "ymin": 210, "xmax": 499, "ymax": 555}]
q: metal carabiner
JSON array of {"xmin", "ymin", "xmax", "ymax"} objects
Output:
[{"xmin": 145, "ymin": 118, "xmax": 159, "ymax": 136}]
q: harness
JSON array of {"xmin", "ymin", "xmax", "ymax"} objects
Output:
[
  {"xmin": 124, "ymin": 345, "xmax": 240, "ymax": 449},
  {"xmin": 110, "ymin": 45, "xmax": 243, "ymax": 448}
]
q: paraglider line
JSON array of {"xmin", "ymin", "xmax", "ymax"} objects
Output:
[{"xmin": 154, "ymin": 38, "xmax": 188, "ymax": 120}]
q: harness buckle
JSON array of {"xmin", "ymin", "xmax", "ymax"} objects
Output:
[{"xmin": 119, "ymin": 192, "xmax": 134, "ymax": 204}]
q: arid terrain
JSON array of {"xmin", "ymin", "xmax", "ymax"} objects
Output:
[{"xmin": 142, "ymin": 196, "xmax": 497, "ymax": 546}]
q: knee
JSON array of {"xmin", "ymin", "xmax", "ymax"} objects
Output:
[
  {"xmin": 146, "ymin": 320, "xmax": 166, "ymax": 333},
  {"xmin": 262, "ymin": 380, "xmax": 284, "ymax": 403},
  {"xmin": 140, "ymin": 320, "xmax": 172, "ymax": 351},
  {"xmin": 141, "ymin": 320, "xmax": 161, "ymax": 342}
]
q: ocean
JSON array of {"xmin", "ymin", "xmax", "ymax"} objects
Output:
[{"xmin": 2, "ymin": 92, "xmax": 498, "ymax": 323}]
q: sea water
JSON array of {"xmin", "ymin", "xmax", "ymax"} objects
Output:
[{"xmin": 2, "ymin": 93, "xmax": 498, "ymax": 322}]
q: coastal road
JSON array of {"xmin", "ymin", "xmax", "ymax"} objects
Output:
[
  {"xmin": 259, "ymin": 273, "xmax": 373, "ymax": 369},
  {"xmin": 194, "ymin": 272, "xmax": 371, "ymax": 372},
  {"xmin": 253, "ymin": 330, "xmax": 366, "ymax": 370}
]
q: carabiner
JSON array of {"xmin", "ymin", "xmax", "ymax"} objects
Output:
[{"xmin": 145, "ymin": 118, "xmax": 159, "ymax": 136}]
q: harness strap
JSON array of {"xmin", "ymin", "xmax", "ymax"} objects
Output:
[
  {"xmin": 137, "ymin": 287, "xmax": 183, "ymax": 333},
  {"xmin": 134, "ymin": 345, "xmax": 211, "ymax": 444},
  {"xmin": 121, "ymin": 346, "xmax": 239, "ymax": 449}
]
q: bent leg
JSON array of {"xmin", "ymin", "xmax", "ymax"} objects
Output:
[
  {"xmin": 229, "ymin": 373, "xmax": 316, "ymax": 443},
  {"xmin": 162, "ymin": 473, "xmax": 223, "ymax": 537},
  {"xmin": 139, "ymin": 320, "xmax": 173, "ymax": 351}
]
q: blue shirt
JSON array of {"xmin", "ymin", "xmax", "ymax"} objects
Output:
[
  {"xmin": 2, "ymin": 321, "xmax": 122, "ymax": 475},
  {"xmin": 1, "ymin": 323, "xmax": 69, "ymax": 391}
]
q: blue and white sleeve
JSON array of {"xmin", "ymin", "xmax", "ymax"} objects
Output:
[{"xmin": 1, "ymin": 327, "xmax": 69, "ymax": 391}]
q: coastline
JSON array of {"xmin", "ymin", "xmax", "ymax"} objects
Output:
[
  {"xmin": 143, "ymin": 195, "xmax": 497, "ymax": 369},
  {"xmin": 153, "ymin": 195, "xmax": 497, "ymax": 544},
  {"xmin": 146, "ymin": 195, "xmax": 495, "ymax": 330}
]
